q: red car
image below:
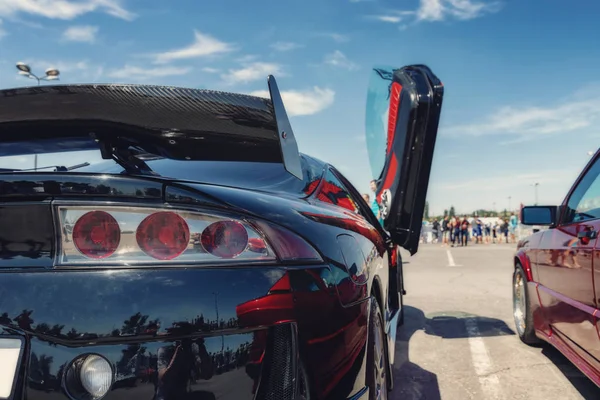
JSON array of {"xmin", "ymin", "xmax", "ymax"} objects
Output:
[{"xmin": 515, "ymin": 150, "xmax": 600, "ymax": 385}]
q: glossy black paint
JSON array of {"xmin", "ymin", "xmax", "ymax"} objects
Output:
[
  {"xmin": 0, "ymin": 164, "xmax": 387, "ymax": 400},
  {"xmin": 0, "ymin": 203, "xmax": 54, "ymax": 268}
]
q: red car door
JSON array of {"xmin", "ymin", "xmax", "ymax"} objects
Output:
[{"xmin": 536, "ymin": 154, "xmax": 600, "ymax": 363}]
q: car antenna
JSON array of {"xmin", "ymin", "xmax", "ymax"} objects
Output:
[{"xmin": 2, "ymin": 162, "xmax": 91, "ymax": 172}]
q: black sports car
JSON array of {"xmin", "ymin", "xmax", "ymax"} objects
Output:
[{"xmin": 0, "ymin": 64, "xmax": 443, "ymax": 400}]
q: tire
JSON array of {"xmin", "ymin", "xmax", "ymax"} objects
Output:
[
  {"xmin": 512, "ymin": 264, "xmax": 540, "ymax": 345},
  {"xmin": 367, "ymin": 297, "xmax": 389, "ymax": 400},
  {"xmin": 397, "ymin": 254, "xmax": 405, "ymax": 327}
]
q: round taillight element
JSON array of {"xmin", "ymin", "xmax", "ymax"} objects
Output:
[
  {"xmin": 201, "ymin": 221, "xmax": 249, "ymax": 259},
  {"xmin": 136, "ymin": 212, "xmax": 190, "ymax": 260},
  {"xmin": 72, "ymin": 211, "xmax": 120, "ymax": 259}
]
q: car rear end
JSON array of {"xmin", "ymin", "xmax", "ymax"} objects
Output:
[
  {"xmin": 0, "ymin": 83, "xmax": 369, "ymax": 400},
  {"xmin": 0, "ymin": 174, "xmax": 332, "ymax": 400}
]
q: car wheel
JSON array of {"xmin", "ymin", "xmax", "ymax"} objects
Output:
[
  {"xmin": 513, "ymin": 264, "xmax": 540, "ymax": 345},
  {"xmin": 397, "ymin": 256, "xmax": 405, "ymax": 326},
  {"xmin": 367, "ymin": 297, "xmax": 389, "ymax": 400}
]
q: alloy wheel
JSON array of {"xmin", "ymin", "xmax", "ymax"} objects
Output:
[
  {"xmin": 513, "ymin": 270, "xmax": 527, "ymax": 336},
  {"xmin": 373, "ymin": 313, "xmax": 388, "ymax": 400}
]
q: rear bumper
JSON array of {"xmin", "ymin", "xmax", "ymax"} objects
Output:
[{"xmin": 0, "ymin": 265, "xmax": 369, "ymax": 400}]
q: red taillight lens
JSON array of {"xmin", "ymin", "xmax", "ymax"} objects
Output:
[
  {"xmin": 248, "ymin": 238, "xmax": 267, "ymax": 254},
  {"xmin": 201, "ymin": 221, "xmax": 249, "ymax": 259},
  {"xmin": 72, "ymin": 211, "xmax": 120, "ymax": 259},
  {"xmin": 252, "ymin": 220, "xmax": 322, "ymax": 262},
  {"xmin": 136, "ymin": 212, "xmax": 190, "ymax": 260}
]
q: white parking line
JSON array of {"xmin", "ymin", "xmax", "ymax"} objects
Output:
[
  {"xmin": 465, "ymin": 318, "xmax": 503, "ymax": 399},
  {"xmin": 446, "ymin": 249, "xmax": 461, "ymax": 267}
]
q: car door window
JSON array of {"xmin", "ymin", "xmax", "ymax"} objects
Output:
[
  {"xmin": 563, "ymin": 156, "xmax": 600, "ymax": 224},
  {"xmin": 315, "ymin": 169, "xmax": 360, "ymax": 213}
]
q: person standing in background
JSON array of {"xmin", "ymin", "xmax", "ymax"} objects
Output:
[
  {"xmin": 475, "ymin": 216, "xmax": 483, "ymax": 244},
  {"xmin": 460, "ymin": 216, "xmax": 470, "ymax": 246},
  {"xmin": 370, "ymin": 180, "xmax": 384, "ymax": 226},
  {"xmin": 432, "ymin": 218, "xmax": 440, "ymax": 244},
  {"xmin": 509, "ymin": 214, "xmax": 518, "ymax": 243},
  {"xmin": 362, "ymin": 194, "xmax": 375, "ymax": 220},
  {"xmin": 452, "ymin": 217, "xmax": 460, "ymax": 247},
  {"xmin": 442, "ymin": 216, "xmax": 449, "ymax": 246},
  {"xmin": 484, "ymin": 214, "xmax": 492, "ymax": 244}
]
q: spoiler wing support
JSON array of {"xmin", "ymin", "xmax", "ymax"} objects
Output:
[{"xmin": 268, "ymin": 75, "xmax": 303, "ymax": 180}]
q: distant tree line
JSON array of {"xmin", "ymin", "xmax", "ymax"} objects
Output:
[{"xmin": 426, "ymin": 205, "xmax": 515, "ymax": 220}]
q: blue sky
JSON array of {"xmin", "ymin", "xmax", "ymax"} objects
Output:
[{"xmin": 0, "ymin": 0, "xmax": 599, "ymax": 215}]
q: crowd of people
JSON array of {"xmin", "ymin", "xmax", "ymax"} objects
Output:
[
  {"xmin": 361, "ymin": 180, "xmax": 521, "ymax": 247},
  {"xmin": 426, "ymin": 214, "xmax": 520, "ymax": 246}
]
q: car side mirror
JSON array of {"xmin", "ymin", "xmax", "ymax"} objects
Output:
[{"xmin": 521, "ymin": 206, "xmax": 558, "ymax": 226}]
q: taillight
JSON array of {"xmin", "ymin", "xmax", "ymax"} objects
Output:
[
  {"xmin": 137, "ymin": 212, "xmax": 190, "ymax": 260},
  {"xmin": 56, "ymin": 205, "xmax": 322, "ymax": 266},
  {"xmin": 251, "ymin": 220, "xmax": 322, "ymax": 262},
  {"xmin": 201, "ymin": 221, "xmax": 248, "ymax": 259},
  {"xmin": 72, "ymin": 211, "xmax": 120, "ymax": 259}
]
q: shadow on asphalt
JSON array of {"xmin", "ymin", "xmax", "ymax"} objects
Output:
[
  {"xmin": 541, "ymin": 346, "xmax": 600, "ymax": 399},
  {"xmin": 424, "ymin": 311, "xmax": 515, "ymax": 339},
  {"xmin": 392, "ymin": 306, "xmax": 516, "ymax": 400},
  {"xmin": 392, "ymin": 306, "xmax": 441, "ymax": 400}
]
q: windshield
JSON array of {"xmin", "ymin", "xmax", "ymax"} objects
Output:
[{"xmin": 365, "ymin": 66, "xmax": 395, "ymax": 181}]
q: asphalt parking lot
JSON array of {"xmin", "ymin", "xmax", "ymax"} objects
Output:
[{"xmin": 390, "ymin": 243, "xmax": 600, "ymax": 400}]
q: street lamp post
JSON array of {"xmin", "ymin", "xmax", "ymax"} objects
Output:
[
  {"xmin": 16, "ymin": 62, "xmax": 60, "ymax": 85},
  {"xmin": 532, "ymin": 182, "xmax": 539, "ymax": 205},
  {"xmin": 16, "ymin": 62, "xmax": 60, "ymax": 171}
]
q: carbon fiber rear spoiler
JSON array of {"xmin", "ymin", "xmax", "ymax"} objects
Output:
[{"xmin": 0, "ymin": 76, "xmax": 303, "ymax": 179}]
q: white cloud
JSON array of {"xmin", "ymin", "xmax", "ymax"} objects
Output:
[
  {"xmin": 444, "ymin": 86, "xmax": 600, "ymax": 140},
  {"xmin": 0, "ymin": 18, "xmax": 5, "ymax": 39},
  {"xmin": 324, "ymin": 50, "xmax": 359, "ymax": 71},
  {"xmin": 250, "ymin": 87, "xmax": 335, "ymax": 117},
  {"xmin": 416, "ymin": 0, "xmax": 501, "ymax": 21},
  {"xmin": 222, "ymin": 62, "xmax": 284, "ymax": 85},
  {"xmin": 366, "ymin": 10, "xmax": 415, "ymax": 24},
  {"xmin": 270, "ymin": 41, "xmax": 303, "ymax": 52},
  {"xmin": 201, "ymin": 67, "xmax": 219, "ymax": 73},
  {"xmin": 62, "ymin": 25, "xmax": 98, "ymax": 43},
  {"xmin": 369, "ymin": 1, "xmax": 500, "ymax": 27},
  {"xmin": 23, "ymin": 58, "xmax": 90, "ymax": 73},
  {"xmin": 316, "ymin": 32, "xmax": 350, "ymax": 43},
  {"xmin": 0, "ymin": 0, "xmax": 135, "ymax": 20},
  {"xmin": 371, "ymin": 15, "xmax": 402, "ymax": 23},
  {"xmin": 152, "ymin": 31, "xmax": 234, "ymax": 64},
  {"xmin": 107, "ymin": 65, "xmax": 192, "ymax": 80},
  {"xmin": 236, "ymin": 54, "xmax": 259, "ymax": 63}
]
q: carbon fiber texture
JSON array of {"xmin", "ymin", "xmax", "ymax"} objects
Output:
[{"xmin": 0, "ymin": 84, "xmax": 282, "ymax": 162}]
